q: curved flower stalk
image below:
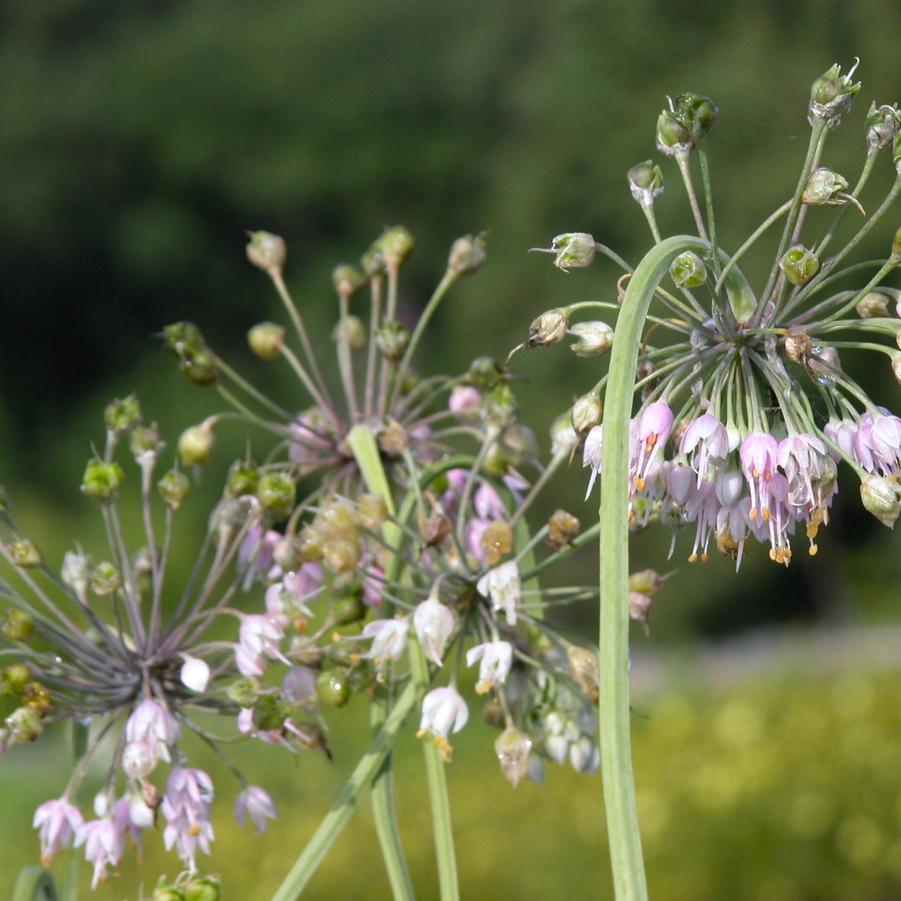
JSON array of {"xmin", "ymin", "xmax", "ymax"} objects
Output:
[{"xmin": 522, "ymin": 64, "xmax": 900, "ymax": 899}]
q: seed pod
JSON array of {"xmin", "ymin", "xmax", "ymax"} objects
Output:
[
  {"xmin": 81, "ymin": 458, "xmax": 125, "ymax": 502},
  {"xmin": 547, "ymin": 509, "xmax": 580, "ymax": 549},
  {"xmin": 331, "ymin": 263, "xmax": 367, "ymax": 298},
  {"xmin": 316, "ymin": 669, "xmax": 351, "ymax": 707},
  {"xmin": 809, "ymin": 61, "xmax": 861, "ymax": 128},
  {"xmin": 104, "ymin": 394, "xmax": 142, "ymax": 434},
  {"xmin": 130, "ymin": 424, "xmax": 164, "ymax": 460},
  {"xmin": 257, "ymin": 472, "xmax": 296, "ymax": 523},
  {"xmin": 10, "ymin": 539, "xmax": 42, "ymax": 568},
  {"xmin": 856, "ymin": 292, "xmax": 890, "ymax": 319},
  {"xmin": 376, "ymin": 321, "xmax": 410, "ymax": 361},
  {"xmin": 670, "ymin": 251, "xmax": 707, "ymax": 288},
  {"xmin": 567, "ymin": 645, "xmax": 599, "ymax": 703},
  {"xmin": 568, "ymin": 321, "xmax": 613, "ymax": 357},
  {"xmin": 448, "ymin": 233, "xmax": 487, "ymax": 275},
  {"xmin": 178, "ymin": 423, "xmax": 215, "ymax": 467},
  {"xmin": 247, "ymin": 322, "xmax": 286, "ymax": 361},
  {"xmin": 2, "ymin": 608, "xmax": 33, "ymax": 642},
  {"xmin": 158, "ymin": 469, "xmax": 190, "ymax": 511},
  {"xmin": 90, "ymin": 561, "xmax": 122, "ymax": 596},
  {"xmin": 528, "ymin": 309, "xmax": 570, "ymax": 348},
  {"xmin": 332, "ymin": 314, "xmax": 366, "ymax": 351},
  {"xmin": 779, "ymin": 245, "xmax": 819, "ymax": 286},
  {"xmin": 859, "ymin": 474, "xmax": 901, "ymax": 528},
  {"xmin": 494, "ymin": 726, "xmax": 533, "ymax": 788},
  {"xmin": 571, "ymin": 392, "xmax": 603, "ymax": 435},
  {"xmin": 627, "ymin": 160, "xmax": 664, "ymax": 207},
  {"xmin": 226, "ymin": 459, "xmax": 259, "ymax": 497},
  {"xmin": 481, "ymin": 520, "xmax": 513, "ymax": 566},
  {"xmin": 246, "ymin": 230, "xmax": 286, "ymax": 273}
]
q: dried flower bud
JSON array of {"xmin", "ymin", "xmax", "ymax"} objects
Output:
[
  {"xmin": 377, "ymin": 420, "xmax": 409, "ymax": 457},
  {"xmin": 178, "ymin": 423, "xmax": 215, "ymax": 467},
  {"xmin": 779, "ymin": 245, "xmax": 819, "ymax": 286},
  {"xmin": 494, "ymin": 726, "xmax": 532, "ymax": 788},
  {"xmin": 860, "ymin": 474, "xmax": 901, "ymax": 528},
  {"xmin": 481, "ymin": 520, "xmax": 513, "ymax": 566},
  {"xmin": 10, "ymin": 539, "xmax": 42, "ymax": 568},
  {"xmin": 130, "ymin": 424, "xmax": 164, "ymax": 461},
  {"xmin": 528, "ymin": 309, "xmax": 570, "ymax": 348},
  {"xmin": 104, "ymin": 394, "xmax": 142, "ymax": 434},
  {"xmin": 448, "ymin": 233, "xmax": 487, "ymax": 275},
  {"xmin": 547, "ymin": 509, "xmax": 580, "ymax": 549},
  {"xmin": 226, "ymin": 459, "xmax": 259, "ymax": 497},
  {"xmin": 247, "ymin": 322, "xmax": 285, "ymax": 362},
  {"xmin": 627, "ymin": 160, "xmax": 664, "ymax": 207},
  {"xmin": 2, "ymin": 609, "xmax": 33, "ymax": 642},
  {"xmin": 481, "ymin": 383, "xmax": 518, "ymax": 431},
  {"xmin": 865, "ymin": 102, "xmax": 901, "ymax": 152},
  {"xmin": 538, "ymin": 232, "xmax": 596, "ymax": 271},
  {"xmin": 358, "ymin": 494, "xmax": 389, "ymax": 530},
  {"xmin": 784, "ymin": 329, "xmax": 813, "ymax": 363},
  {"xmin": 567, "ymin": 645, "xmax": 599, "ymax": 703},
  {"xmin": 629, "ymin": 591, "xmax": 653, "ymax": 632},
  {"xmin": 333, "ymin": 315, "xmax": 366, "ymax": 352},
  {"xmin": 802, "ymin": 168, "xmax": 849, "ymax": 205},
  {"xmin": 377, "ymin": 225, "xmax": 415, "ymax": 267},
  {"xmin": 670, "ymin": 250, "xmax": 707, "ymax": 288},
  {"xmin": 158, "ymin": 469, "xmax": 190, "ymax": 510},
  {"xmin": 331, "ymin": 263, "xmax": 366, "ymax": 298},
  {"xmin": 629, "ymin": 569, "xmax": 665, "ymax": 597},
  {"xmin": 257, "ymin": 472, "xmax": 296, "ymax": 523},
  {"xmin": 377, "ymin": 321, "xmax": 410, "ymax": 361},
  {"xmin": 316, "ymin": 669, "xmax": 351, "ymax": 707},
  {"xmin": 421, "ymin": 511, "xmax": 452, "ymax": 547},
  {"xmin": 856, "ymin": 292, "xmax": 890, "ymax": 319},
  {"xmin": 550, "ymin": 413, "xmax": 579, "ymax": 457},
  {"xmin": 571, "ymin": 392, "xmax": 603, "ymax": 435},
  {"xmin": 81, "ymin": 458, "xmax": 125, "ymax": 502},
  {"xmin": 90, "ymin": 561, "xmax": 122, "ymax": 596},
  {"xmin": 568, "ymin": 321, "xmax": 613, "ymax": 357},
  {"xmin": 809, "ymin": 61, "xmax": 861, "ymax": 128},
  {"xmin": 246, "ymin": 230, "xmax": 286, "ymax": 273}
]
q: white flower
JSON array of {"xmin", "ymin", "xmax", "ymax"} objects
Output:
[
  {"xmin": 180, "ymin": 654, "xmax": 211, "ymax": 693},
  {"xmin": 362, "ymin": 618, "xmax": 410, "ymax": 663},
  {"xmin": 125, "ymin": 699, "xmax": 179, "ymax": 763},
  {"xmin": 418, "ymin": 686, "xmax": 469, "ymax": 762},
  {"xmin": 74, "ymin": 816, "xmax": 124, "ymax": 889},
  {"xmin": 582, "ymin": 425, "xmax": 604, "ymax": 498},
  {"xmin": 235, "ymin": 785, "xmax": 278, "ymax": 833},
  {"xmin": 122, "ymin": 740, "xmax": 158, "ymax": 780},
  {"xmin": 61, "ymin": 551, "xmax": 91, "ymax": 604},
  {"xmin": 413, "ymin": 594, "xmax": 454, "ymax": 666},
  {"xmin": 476, "ymin": 561, "xmax": 521, "ymax": 625},
  {"xmin": 466, "ymin": 641, "xmax": 513, "ymax": 694},
  {"xmin": 33, "ymin": 797, "xmax": 83, "ymax": 864}
]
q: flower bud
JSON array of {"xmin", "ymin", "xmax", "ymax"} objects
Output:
[
  {"xmin": 571, "ymin": 392, "xmax": 603, "ymax": 435},
  {"xmin": 865, "ymin": 102, "xmax": 901, "ymax": 152},
  {"xmin": 184, "ymin": 876, "xmax": 221, "ymax": 901},
  {"xmin": 567, "ymin": 645, "xmax": 599, "ymax": 703},
  {"xmin": 247, "ymin": 322, "xmax": 285, "ymax": 362},
  {"xmin": 480, "ymin": 383, "xmax": 518, "ymax": 431},
  {"xmin": 448, "ymin": 233, "xmax": 487, "ymax": 275},
  {"xmin": 81, "ymin": 458, "xmax": 124, "ymax": 502},
  {"xmin": 316, "ymin": 669, "xmax": 351, "ymax": 707},
  {"xmin": 860, "ymin": 474, "xmax": 901, "ymax": 528},
  {"xmin": 481, "ymin": 520, "xmax": 513, "ymax": 566},
  {"xmin": 226, "ymin": 459, "xmax": 259, "ymax": 497},
  {"xmin": 540, "ymin": 233, "xmax": 596, "ymax": 271},
  {"xmin": 376, "ymin": 321, "xmax": 410, "ymax": 361},
  {"xmin": 158, "ymin": 469, "xmax": 190, "ymax": 510},
  {"xmin": 467, "ymin": 356, "xmax": 505, "ymax": 391},
  {"xmin": 568, "ymin": 321, "xmax": 613, "ymax": 357},
  {"xmin": 11, "ymin": 539, "xmax": 42, "ymax": 568},
  {"xmin": 5, "ymin": 705, "xmax": 42, "ymax": 742},
  {"xmin": 783, "ymin": 329, "xmax": 812, "ymax": 363},
  {"xmin": 856, "ymin": 291, "xmax": 890, "ymax": 319},
  {"xmin": 162, "ymin": 321, "xmax": 206, "ymax": 358},
  {"xmin": 322, "ymin": 538, "xmax": 361, "ymax": 573},
  {"xmin": 547, "ymin": 509, "xmax": 580, "ymax": 550},
  {"xmin": 2, "ymin": 608, "xmax": 33, "ymax": 642},
  {"xmin": 779, "ymin": 244, "xmax": 819, "ymax": 286},
  {"xmin": 809, "ymin": 61, "xmax": 861, "ymax": 128},
  {"xmin": 130, "ymin": 424, "xmax": 164, "ymax": 461},
  {"xmin": 627, "ymin": 160, "xmax": 664, "ymax": 207},
  {"xmin": 22, "ymin": 680, "xmax": 51, "ymax": 711},
  {"xmin": 670, "ymin": 250, "xmax": 707, "ymax": 288},
  {"xmin": 482, "ymin": 442, "xmax": 510, "ymax": 477},
  {"xmin": 528, "ymin": 309, "xmax": 570, "ymax": 348},
  {"xmin": 257, "ymin": 472, "xmax": 296, "ymax": 523},
  {"xmin": 377, "ymin": 226, "xmax": 415, "ymax": 267},
  {"xmin": 628, "ymin": 569, "xmax": 665, "ymax": 596},
  {"xmin": 358, "ymin": 493, "xmax": 388, "ymax": 530},
  {"xmin": 2, "ymin": 663, "xmax": 30, "ymax": 693},
  {"xmin": 421, "ymin": 511, "xmax": 452, "ymax": 546},
  {"xmin": 178, "ymin": 423, "xmax": 215, "ymax": 467},
  {"xmin": 179, "ymin": 349, "xmax": 218, "ymax": 386},
  {"xmin": 332, "ymin": 314, "xmax": 366, "ymax": 351},
  {"xmin": 656, "ymin": 92, "xmax": 718, "ymax": 155},
  {"xmin": 226, "ymin": 678, "xmax": 259, "ymax": 707},
  {"xmin": 377, "ymin": 420, "xmax": 409, "ymax": 457},
  {"xmin": 246, "ymin": 230, "xmax": 286, "ymax": 273},
  {"xmin": 104, "ymin": 394, "xmax": 142, "ymax": 434},
  {"xmin": 494, "ymin": 726, "xmax": 532, "ymax": 788},
  {"xmin": 151, "ymin": 883, "xmax": 185, "ymax": 901},
  {"xmin": 90, "ymin": 561, "xmax": 122, "ymax": 596},
  {"xmin": 331, "ymin": 263, "xmax": 366, "ymax": 298},
  {"xmin": 802, "ymin": 168, "xmax": 849, "ymax": 205},
  {"xmin": 656, "ymin": 107, "xmax": 691, "ymax": 156}
]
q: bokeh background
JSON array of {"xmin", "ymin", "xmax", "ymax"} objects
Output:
[{"xmin": 2, "ymin": 1, "xmax": 900, "ymax": 898}]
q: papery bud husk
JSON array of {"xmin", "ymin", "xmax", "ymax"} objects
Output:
[
  {"xmin": 481, "ymin": 520, "xmax": 513, "ymax": 566},
  {"xmin": 628, "ymin": 591, "xmax": 653, "ymax": 631},
  {"xmin": 628, "ymin": 568, "xmax": 665, "ymax": 597},
  {"xmin": 808, "ymin": 62, "xmax": 861, "ymax": 128},
  {"xmin": 571, "ymin": 392, "xmax": 603, "ymax": 435},
  {"xmin": 130, "ymin": 424, "xmax": 164, "ymax": 460},
  {"xmin": 448, "ymin": 233, "xmax": 487, "ymax": 275},
  {"xmin": 784, "ymin": 329, "xmax": 813, "ymax": 363},
  {"xmin": 802, "ymin": 168, "xmax": 849, "ymax": 205},
  {"xmin": 495, "ymin": 726, "xmax": 533, "ymax": 788},
  {"xmin": 567, "ymin": 645, "xmax": 599, "ymax": 703},
  {"xmin": 628, "ymin": 160, "xmax": 664, "ymax": 206},
  {"xmin": 528, "ymin": 309, "xmax": 570, "ymax": 348},
  {"xmin": 568, "ymin": 321, "xmax": 613, "ymax": 357},
  {"xmin": 158, "ymin": 469, "xmax": 190, "ymax": 510},
  {"xmin": 865, "ymin": 102, "xmax": 901, "ymax": 152},
  {"xmin": 779, "ymin": 245, "xmax": 819, "ymax": 286},
  {"xmin": 377, "ymin": 420, "xmax": 409, "ymax": 457},
  {"xmin": 549, "ymin": 232, "xmax": 596, "ymax": 270},
  {"xmin": 856, "ymin": 292, "xmax": 890, "ymax": 319},
  {"xmin": 547, "ymin": 509, "xmax": 580, "ymax": 549}
]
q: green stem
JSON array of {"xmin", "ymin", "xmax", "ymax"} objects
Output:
[
  {"xmin": 600, "ymin": 234, "xmax": 710, "ymax": 899},
  {"xmin": 270, "ymin": 681, "xmax": 421, "ymax": 901},
  {"xmin": 12, "ymin": 868, "xmax": 59, "ymax": 901}
]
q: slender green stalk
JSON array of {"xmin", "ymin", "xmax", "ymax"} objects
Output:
[
  {"xmin": 675, "ymin": 151, "xmax": 708, "ymax": 241},
  {"xmin": 714, "ymin": 201, "xmax": 790, "ymax": 294},
  {"xmin": 600, "ymin": 234, "xmax": 711, "ymax": 900},
  {"xmin": 270, "ymin": 681, "xmax": 421, "ymax": 901}
]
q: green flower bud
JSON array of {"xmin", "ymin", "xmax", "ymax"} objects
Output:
[
  {"xmin": 247, "ymin": 322, "xmax": 286, "ymax": 362},
  {"xmin": 448, "ymin": 233, "xmax": 487, "ymax": 275},
  {"xmin": 528, "ymin": 309, "xmax": 570, "ymax": 348},
  {"xmin": 856, "ymin": 291, "xmax": 890, "ymax": 319},
  {"xmin": 859, "ymin": 474, "xmax": 901, "ymax": 528},
  {"xmin": 5, "ymin": 705, "xmax": 42, "ymax": 742},
  {"xmin": 627, "ymin": 160, "xmax": 664, "ymax": 207},
  {"xmin": 179, "ymin": 349, "xmax": 218, "ymax": 387},
  {"xmin": 360, "ymin": 241, "xmax": 386, "ymax": 278},
  {"xmin": 376, "ymin": 321, "xmax": 410, "ymax": 362},
  {"xmin": 130, "ymin": 424, "xmax": 164, "ymax": 460},
  {"xmin": 22, "ymin": 681, "xmax": 51, "ymax": 711},
  {"xmin": 809, "ymin": 61, "xmax": 861, "ymax": 128},
  {"xmin": 152, "ymin": 884, "xmax": 186, "ymax": 901},
  {"xmin": 297, "ymin": 527, "xmax": 323, "ymax": 562},
  {"xmin": 481, "ymin": 383, "xmax": 518, "ymax": 431},
  {"xmin": 257, "ymin": 472, "xmax": 296, "ymax": 522},
  {"xmin": 2, "ymin": 663, "xmax": 31, "ymax": 693},
  {"xmin": 655, "ymin": 108, "xmax": 691, "ymax": 156},
  {"xmin": 467, "ymin": 356, "xmax": 505, "ymax": 391},
  {"xmin": 483, "ymin": 442, "xmax": 510, "ymax": 478},
  {"xmin": 162, "ymin": 321, "xmax": 207, "ymax": 359},
  {"xmin": 226, "ymin": 459, "xmax": 259, "ymax": 497},
  {"xmin": 670, "ymin": 250, "xmax": 707, "ymax": 288},
  {"xmin": 571, "ymin": 392, "xmax": 603, "ymax": 435},
  {"xmin": 779, "ymin": 244, "xmax": 820, "ymax": 286},
  {"xmin": 90, "ymin": 561, "xmax": 122, "ymax": 596},
  {"xmin": 376, "ymin": 225, "xmax": 415, "ymax": 267},
  {"xmin": 246, "ymin": 230, "xmax": 286, "ymax": 273},
  {"xmin": 628, "ymin": 568, "xmax": 665, "ymax": 597},
  {"xmin": 2, "ymin": 608, "xmax": 33, "ymax": 642},
  {"xmin": 331, "ymin": 592, "xmax": 368, "ymax": 626},
  {"xmin": 81, "ymin": 458, "xmax": 125, "ymax": 502},
  {"xmin": 358, "ymin": 493, "xmax": 388, "ymax": 530},
  {"xmin": 802, "ymin": 168, "xmax": 849, "ymax": 205},
  {"xmin": 332, "ymin": 263, "xmax": 367, "ymax": 298},
  {"xmin": 332, "ymin": 314, "xmax": 366, "ymax": 352},
  {"xmin": 184, "ymin": 876, "xmax": 221, "ymax": 901},
  {"xmin": 158, "ymin": 469, "xmax": 191, "ymax": 511},
  {"xmin": 252, "ymin": 694, "xmax": 288, "ymax": 732},
  {"xmin": 10, "ymin": 539, "xmax": 42, "ymax": 568},
  {"xmin": 226, "ymin": 678, "xmax": 260, "ymax": 707},
  {"xmin": 178, "ymin": 423, "xmax": 215, "ymax": 467},
  {"xmin": 316, "ymin": 669, "xmax": 351, "ymax": 707},
  {"xmin": 494, "ymin": 726, "xmax": 532, "ymax": 788},
  {"xmin": 656, "ymin": 93, "xmax": 718, "ymax": 156},
  {"xmin": 865, "ymin": 102, "xmax": 901, "ymax": 152},
  {"xmin": 536, "ymin": 233, "xmax": 596, "ymax": 271},
  {"xmin": 104, "ymin": 394, "xmax": 142, "ymax": 434},
  {"xmin": 568, "ymin": 321, "xmax": 614, "ymax": 357}
]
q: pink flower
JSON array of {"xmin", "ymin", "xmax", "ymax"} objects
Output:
[
  {"xmin": 582, "ymin": 425, "xmax": 603, "ymax": 498},
  {"xmin": 235, "ymin": 786, "xmax": 278, "ymax": 833},
  {"xmin": 161, "ymin": 767, "xmax": 215, "ymax": 872},
  {"xmin": 74, "ymin": 817, "xmax": 124, "ymax": 889},
  {"xmin": 33, "ymin": 798, "xmax": 83, "ymax": 864},
  {"xmin": 474, "ymin": 483, "xmax": 505, "ymax": 519},
  {"xmin": 739, "ymin": 432, "xmax": 780, "ymax": 521},
  {"xmin": 680, "ymin": 413, "xmax": 729, "ymax": 485},
  {"xmin": 633, "ymin": 402, "xmax": 674, "ymax": 491},
  {"xmin": 125, "ymin": 699, "xmax": 179, "ymax": 762},
  {"xmin": 449, "ymin": 385, "xmax": 482, "ymax": 415},
  {"xmin": 238, "ymin": 524, "xmax": 281, "ymax": 586}
]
